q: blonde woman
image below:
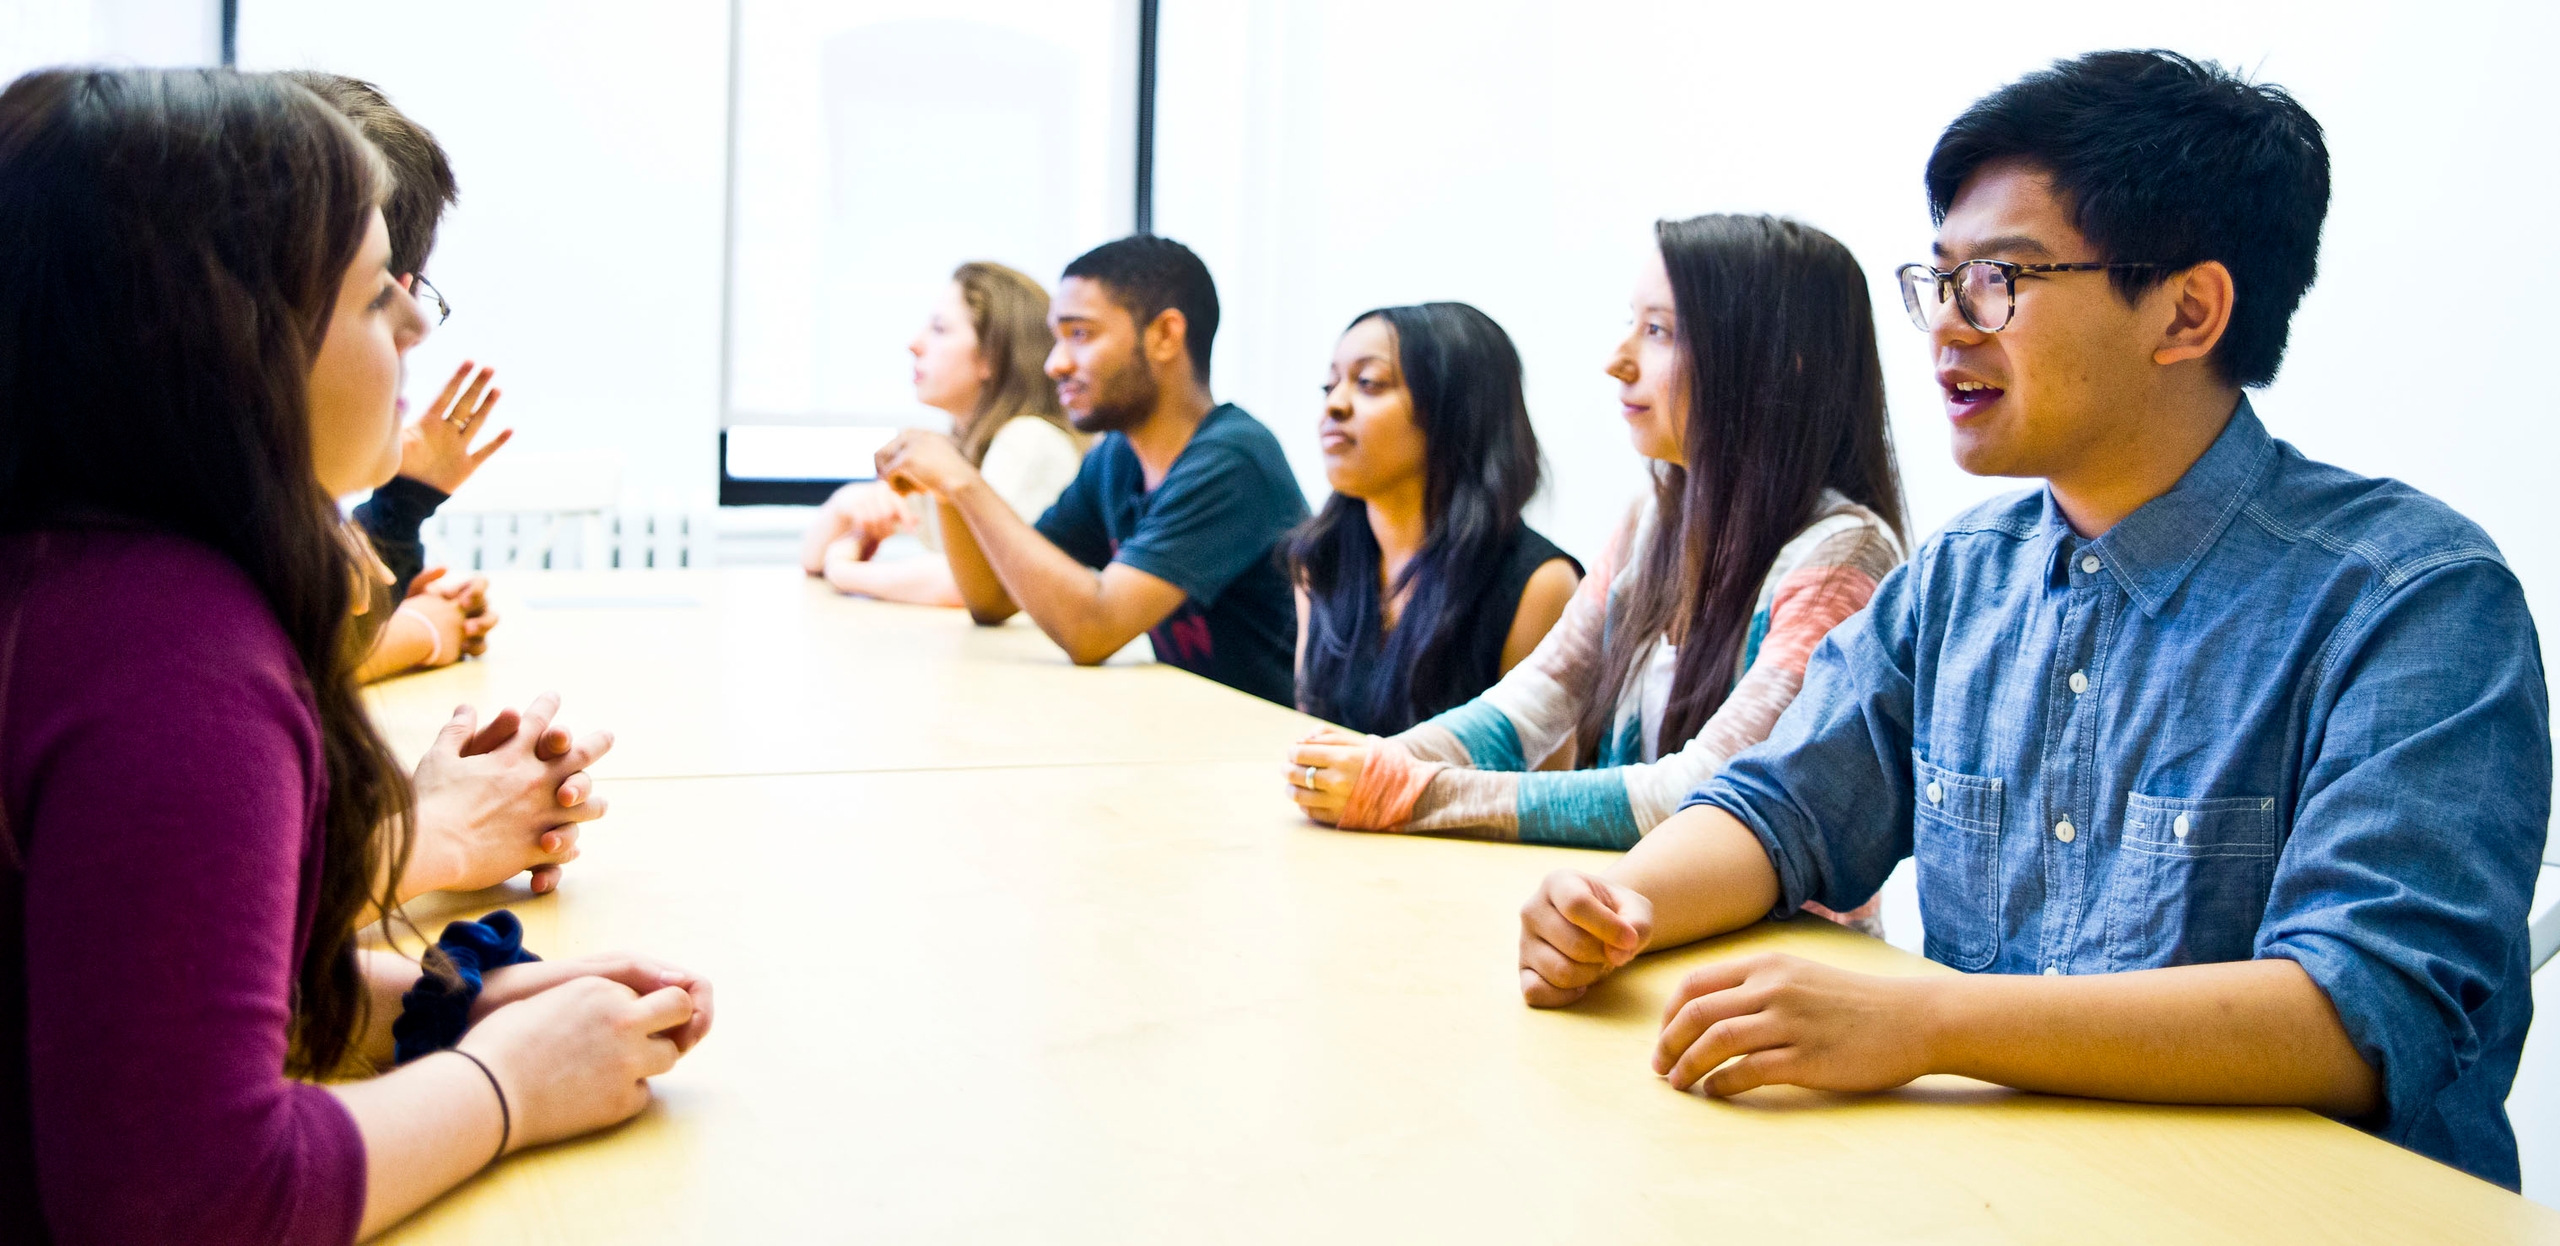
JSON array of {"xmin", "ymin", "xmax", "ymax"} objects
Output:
[{"xmin": 801, "ymin": 262, "xmax": 1086, "ymax": 605}]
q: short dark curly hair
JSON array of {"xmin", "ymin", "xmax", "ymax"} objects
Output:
[
  {"xmin": 1925, "ymin": 50, "xmax": 2330, "ymax": 388},
  {"xmin": 1061, "ymin": 234, "xmax": 1219, "ymax": 385}
]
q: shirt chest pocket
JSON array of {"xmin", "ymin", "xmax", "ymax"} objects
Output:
[
  {"xmin": 2100, "ymin": 792, "xmax": 2279, "ymax": 971},
  {"xmin": 1912, "ymin": 753, "xmax": 2003, "ymax": 972}
]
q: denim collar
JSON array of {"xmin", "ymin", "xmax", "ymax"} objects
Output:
[{"xmin": 2039, "ymin": 396, "xmax": 2278, "ymax": 618}]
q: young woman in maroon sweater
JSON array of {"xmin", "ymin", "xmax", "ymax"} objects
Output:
[{"xmin": 0, "ymin": 69, "xmax": 713, "ymax": 1243}]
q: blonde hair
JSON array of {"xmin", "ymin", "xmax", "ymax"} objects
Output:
[{"xmin": 950, "ymin": 261, "xmax": 1084, "ymax": 465}]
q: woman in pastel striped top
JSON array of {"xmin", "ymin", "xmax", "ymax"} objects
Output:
[{"xmin": 1288, "ymin": 214, "xmax": 1906, "ymax": 924}]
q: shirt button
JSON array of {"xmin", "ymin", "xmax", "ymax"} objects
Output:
[
  {"xmin": 1926, "ymin": 781, "xmax": 1944, "ymax": 805},
  {"xmin": 2068, "ymin": 670, "xmax": 2089, "ymax": 694},
  {"xmin": 2043, "ymin": 965, "xmax": 2059, "ymax": 976},
  {"xmin": 2054, "ymin": 819, "xmax": 2076, "ymax": 843},
  {"xmin": 2080, "ymin": 554, "xmax": 2101, "ymax": 574},
  {"xmin": 2173, "ymin": 813, "xmax": 2191, "ymax": 839}
]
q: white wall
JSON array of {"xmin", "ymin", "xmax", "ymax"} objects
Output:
[
  {"xmin": 1154, "ymin": 1, "xmax": 2559, "ymax": 600},
  {"xmin": 0, "ymin": 0, "xmax": 218, "ymax": 81},
  {"xmin": 235, "ymin": 0, "xmax": 733, "ymax": 517}
]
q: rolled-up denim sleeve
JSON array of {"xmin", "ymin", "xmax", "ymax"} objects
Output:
[
  {"xmin": 1684, "ymin": 558, "xmax": 1922, "ymax": 917},
  {"xmin": 2255, "ymin": 558, "xmax": 2548, "ymax": 1174}
]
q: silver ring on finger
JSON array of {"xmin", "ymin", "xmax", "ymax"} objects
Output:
[{"xmin": 1303, "ymin": 764, "xmax": 1319, "ymax": 791}]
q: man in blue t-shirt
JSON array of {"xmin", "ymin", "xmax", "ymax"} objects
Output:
[{"xmin": 877, "ymin": 235, "xmax": 1309, "ymax": 705}]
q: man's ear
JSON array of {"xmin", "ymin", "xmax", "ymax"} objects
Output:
[
  {"xmin": 2152, "ymin": 259, "xmax": 2235, "ymax": 369},
  {"xmin": 1144, "ymin": 307, "xmax": 1191, "ymax": 373}
]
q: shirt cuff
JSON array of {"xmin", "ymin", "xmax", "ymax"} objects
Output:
[{"xmin": 2258, "ymin": 930, "xmax": 2460, "ymax": 1145}]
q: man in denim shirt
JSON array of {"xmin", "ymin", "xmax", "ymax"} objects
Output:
[{"xmin": 1516, "ymin": 51, "xmax": 2548, "ymax": 1188}]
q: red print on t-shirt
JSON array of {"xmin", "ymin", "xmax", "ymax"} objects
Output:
[{"xmin": 1158, "ymin": 610, "xmax": 1214, "ymax": 664}]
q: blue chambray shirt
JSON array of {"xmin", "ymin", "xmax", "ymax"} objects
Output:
[{"xmin": 1687, "ymin": 400, "xmax": 2549, "ymax": 1187}]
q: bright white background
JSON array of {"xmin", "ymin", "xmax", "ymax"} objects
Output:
[{"xmin": 3, "ymin": 0, "xmax": 2554, "ymax": 1205}]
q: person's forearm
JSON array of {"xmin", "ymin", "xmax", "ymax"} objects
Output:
[
  {"xmin": 330, "ymin": 1052, "xmax": 506, "ymax": 1240},
  {"xmin": 355, "ymin": 949, "xmax": 418, "ymax": 1067},
  {"xmin": 1918, "ymin": 958, "xmax": 2379, "ymax": 1116},
  {"xmin": 824, "ymin": 550, "xmax": 965, "ymax": 607},
  {"xmin": 1605, "ymin": 804, "xmax": 1782, "ymax": 951},
  {"xmin": 942, "ymin": 479, "xmax": 1125, "ymax": 661},
  {"xmin": 356, "ymin": 611, "xmax": 433, "ymax": 683},
  {"xmin": 934, "ymin": 497, "xmax": 1019, "ymax": 623}
]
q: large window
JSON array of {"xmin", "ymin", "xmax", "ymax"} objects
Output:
[{"xmin": 724, "ymin": 0, "xmax": 1134, "ymax": 441}]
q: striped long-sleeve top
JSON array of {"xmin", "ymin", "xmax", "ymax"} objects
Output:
[{"xmin": 1339, "ymin": 488, "xmax": 1902, "ymax": 849}]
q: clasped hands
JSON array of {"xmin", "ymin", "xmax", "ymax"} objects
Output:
[
  {"xmin": 1520, "ymin": 869, "xmax": 1935, "ymax": 1099},
  {"xmin": 872, "ymin": 429, "xmax": 979, "ymax": 502},
  {"xmin": 393, "ymin": 566, "xmax": 497, "ymax": 669},
  {"xmin": 408, "ymin": 691, "xmax": 612, "ymax": 899}
]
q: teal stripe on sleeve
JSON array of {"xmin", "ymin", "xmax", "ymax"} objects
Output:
[
  {"xmin": 1427, "ymin": 700, "xmax": 1527, "ymax": 772},
  {"xmin": 1516, "ymin": 770, "xmax": 1643, "ymax": 849}
]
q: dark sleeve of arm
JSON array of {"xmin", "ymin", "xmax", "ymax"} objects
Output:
[
  {"xmin": 23, "ymin": 618, "xmax": 365, "ymax": 1244},
  {"xmin": 1683, "ymin": 557, "xmax": 1923, "ymax": 917},
  {"xmin": 1031, "ymin": 454, "xmax": 1115, "ymax": 571},
  {"xmin": 2255, "ymin": 559, "xmax": 2549, "ymax": 1160},
  {"xmin": 1109, "ymin": 446, "xmax": 1290, "ymax": 607},
  {"xmin": 350, "ymin": 475, "xmax": 449, "ymax": 600}
]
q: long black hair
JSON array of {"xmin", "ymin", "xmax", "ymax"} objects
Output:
[
  {"xmin": 1578, "ymin": 215, "xmax": 1905, "ymax": 764},
  {"xmin": 1290, "ymin": 302, "xmax": 1545, "ymax": 734},
  {"xmin": 0, "ymin": 68, "xmax": 412, "ymax": 1075}
]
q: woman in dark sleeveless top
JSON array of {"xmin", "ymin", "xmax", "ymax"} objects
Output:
[{"xmin": 1289, "ymin": 303, "xmax": 1581, "ymax": 737}]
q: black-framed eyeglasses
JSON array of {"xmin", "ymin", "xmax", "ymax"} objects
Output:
[
  {"xmin": 406, "ymin": 273, "xmax": 451, "ymax": 326},
  {"xmin": 1895, "ymin": 260, "xmax": 2162, "ymax": 333}
]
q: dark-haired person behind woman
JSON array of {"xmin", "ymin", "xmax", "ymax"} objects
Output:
[
  {"xmin": 0, "ymin": 68, "xmax": 709, "ymax": 1243},
  {"xmin": 1289, "ymin": 303, "xmax": 1580, "ymax": 736},
  {"xmin": 1287, "ymin": 217, "xmax": 1905, "ymax": 925}
]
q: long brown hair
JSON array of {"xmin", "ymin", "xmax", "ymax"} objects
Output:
[
  {"xmin": 0, "ymin": 68, "xmax": 414, "ymax": 1075},
  {"xmin": 1578, "ymin": 215, "xmax": 1905, "ymax": 764},
  {"xmin": 948, "ymin": 261, "xmax": 1083, "ymax": 464}
]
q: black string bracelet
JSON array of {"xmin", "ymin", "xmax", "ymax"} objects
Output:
[{"xmin": 449, "ymin": 1049, "xmax": 510, "ymax": 1166}]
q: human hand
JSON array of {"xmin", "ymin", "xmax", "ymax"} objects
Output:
[
  {"xmin": 1518, "ymin": 869, "xmax": 1654, "ymax": 1007},
  {"xmin": 411, "ymin": 567, "xmax": 498, "ymax": 656},
  {"xmin": 408, "ymin": 693, "xmax": 613, "ymax": 898},
  {"xmin": 456, "ymin": 973, "xmax": 702, "ymax": 1155},
  {"xmin": 1284, "ymin": 727, "xmax": 1372, "ymax": 826},
  {"xmin": 398, "ymin": 361, "xmax": 510, "ymax": 494},
  {"xmin": 873, "ymin": 430, "xmax": 978, "ymax": 500},
  {"xmin": 394, "ymin": 592, "xmax": 469, "ymax": 671},
  {"xmin": 1652, "ymin": 953, "xmax": 1934, "ymax": 1097},
  {"xmin": 838, "ymin": 481, "xmax": 916, "ymax": 558},
  {"xmin": 472, "ymin": 953, "xmax": 715, "ymax": 1053}
]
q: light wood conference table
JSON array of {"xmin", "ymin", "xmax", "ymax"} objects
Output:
[
  {"xmin": 363, "ymin": 569, "xmax": 1324, "ymax": 779},
  {"xmin": 373, "ymin": 569, "xmax": 2560, "ymax": 1243}
]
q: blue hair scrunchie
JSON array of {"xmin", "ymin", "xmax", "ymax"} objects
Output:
[{"xmin": 391, "ymin": 909, "xmax": 544, "ymax": 1066}]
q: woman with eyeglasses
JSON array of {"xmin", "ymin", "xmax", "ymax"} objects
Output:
[
  {"xmin": 0, "ymin": 68, "xmax": 711, "ymax": 1243},
  {"xmin": 1286, "ymin": 215, "xmax": 1905, "ymax": 931},
  {"xmin": 1288, "ymin": 302, "xmax": 1581, "ymax": 737},
  {"xmin": 800, "ymin": 262, "xmax": 1087, "ymax": 605}
]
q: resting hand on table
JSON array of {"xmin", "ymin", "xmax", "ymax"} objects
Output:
[
  {"xmin": 474, "ymin": 952, "xmax": 715, "ymax": 1053},
  {"xmin": 802, "ymin": 480, "xmax": 918, "ymax": 572},
  {"xmin": 408, "ymin": 565, "xmax": 498, "ymax": 657},
  {"xmin": 407, "ymin": 691, "xmax": 613, "ymax": 900},
  {"xmin": 1284, "ymin": 727, "xmax": 1372, "ymax": 826},
  {"xmin": 1518, "ymin": 869, "xmax": 1654, "ymax": 1007},
  {"xmin": 456, "ymin": 969, "xmax": 709, "ymax": 1155},
  {"xmin": 1652, "ymin": 953, "xmax": 1932, "ymax": 1098}
]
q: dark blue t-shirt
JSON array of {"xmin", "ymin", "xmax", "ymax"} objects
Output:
[{"xmin": 1034, "ymin": 403, "xmax": 1309, "ymax": 705}]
